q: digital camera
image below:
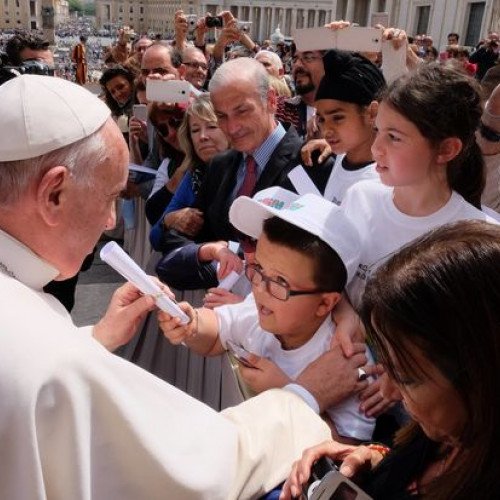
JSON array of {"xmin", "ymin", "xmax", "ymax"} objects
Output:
[{"xmin": 205, "ymin": 15, "xmax": 224, "ymax": 29}]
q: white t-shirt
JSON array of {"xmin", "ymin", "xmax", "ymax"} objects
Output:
[
  {"xmin": 342, "ymin": 181, "xmax": 498, "ymax": 310},
  {"xmin": 217, "ymin": 294, "xmax": 375, "ymax": 441},
  {"xmin": 324, "ymin": 154, "xmax": 379, "ymax": 206}
]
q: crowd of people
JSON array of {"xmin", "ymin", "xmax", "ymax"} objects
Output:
[{"xmin": 0, "ymin": 11, "xmax": 500, "ymax": 500}]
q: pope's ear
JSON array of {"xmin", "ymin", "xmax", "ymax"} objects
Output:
[{"xmin": 36, "ymin": 166, "xmax": 71, "ymax": 226}]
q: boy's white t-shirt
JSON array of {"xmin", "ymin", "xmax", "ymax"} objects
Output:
[
  {"xmin": 216, "ymin": 294, "xmax": 375, "ymax": 441},
  {"xmin": 342, "ymin": 180, "xmax": 499, "ymax": 310},
  {"xmin": 323, "ymin": 154, "xmax": 380, "ymax": 206}
]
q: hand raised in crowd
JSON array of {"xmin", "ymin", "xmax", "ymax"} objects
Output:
[
  {"xmin": 301, "ymin": 138, "xmax": 332, "ymax": 166},
  {"xmin": 128, "ymin": 116, "xmax": 148, "ymax": 145},
  {"xmin": 324, "ymin": 20, "xmax": 352, "ymax": 30},
  {"xmin": 380, "ymin": 26, "xmax": 420, "ymax": 70},
  {"xmin": 93, "ymin": 281, "xmax": 156, "ymax": 351},
  {"xmin": 238, "ymin": 355, "xmax": 291, "ymax": 393},
  {"xmin": 195, "ymin": 15, "xmax": 209, "ymax": 39},
  {"xmin": 279, "ymin": 440, "xmax": 383, "ymax": 499},
  {"xmin": 158, "ymin": 301, "xmax": 197, "ymax": 345},
  {"xmin": 359, "ymin": 368, "xmax": 400, "ymax": 418},
  {"xmin": 174, "ymin": 9, "xmax": 188, "ymax": 38},
  {"xmin": 174, "ymin": 9, "xmax": 189, "ymax": 50},
  {"xmin": 203, "ymin": 287, "xmax": 244, "ymax": 309}
]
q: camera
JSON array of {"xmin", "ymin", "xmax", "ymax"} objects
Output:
[
  {"xmin": 237, "ymin": 21, "xmax": 252, "ymax": 33},
  {"xmin": 303, "ymin": 457, "xmax": 373, "ymax": 500},
  {"xmin": 0, "ymin": 55, "xmax": 54, "ymax": 86},
  {"xmin": 205, "ymin": 15, "xmax": 224, "ymax": 29},
  {"xmin": 186, "ymin": 14, "xmax": 198, "ymax": 33}
]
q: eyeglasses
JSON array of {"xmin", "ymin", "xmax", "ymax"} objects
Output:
[
  {"xmin": 140, "ymin": 67, "xmax": 174, "ymax": 77},
  {"xmin": 291, "ymin": 53, "xmax": 323, "ymax": 64},
  {"xmin": 156, "ymin": 118, "xmax": 183, "ymax": 136},
  {"xmin": 183, "ymin": 61, "xmax": 208, "ymax": 71},
  {"xmin": 478, "ymin": 122, "xmax": 500, "ymax": 142},
  {"xmin": 245, "ymin": 263, "xmax": 326, "ymax": 301}
]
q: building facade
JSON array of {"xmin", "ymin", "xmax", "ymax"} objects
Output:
[
  {"xmin": 93, "ymin": 0, "xmax": 499, "ymax": 48},
  {"xmin": 0, "ymin": 0, "xmax": 69, "ymax": 30}
]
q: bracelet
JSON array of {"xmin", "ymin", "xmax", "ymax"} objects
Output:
[{"xmin": 366, "ymin": 443, "xmax": 390, "ymax": 458}]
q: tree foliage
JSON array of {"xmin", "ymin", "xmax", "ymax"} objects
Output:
[{"xmin": 68, "ymin": 0, "xmax": 83, "ymax": 12}]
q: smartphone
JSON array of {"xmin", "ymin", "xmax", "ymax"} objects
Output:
[
  {"xmin": 303, "ymin": 457, "xmax": 373, "ymax": 500},
  {"xmin": 133, "ymin": 103, "xmax": 148, "ymax": 122},
  {"xmin": 226, "ymin": 340, "xmax": 256, "ymax": 368},
  {"xmin": 370, "ymin": 12, "xmax": 389, "ymax": 28},
  {"xmin": 293, "ymin": 27, "xmax": 383, "ymax": 53},
  {"xmin": 146, "ymin": 79, "xmax": 191, "ymax": 103}
]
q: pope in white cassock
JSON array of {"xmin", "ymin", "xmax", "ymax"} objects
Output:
[{"xmin": 0, "ymin": 75, "xmax": 340, "ymax": 499}]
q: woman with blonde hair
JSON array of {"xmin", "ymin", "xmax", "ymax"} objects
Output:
[{"xmin": 150, "ymin": 93, "xmax": 229, "ymax": 247}]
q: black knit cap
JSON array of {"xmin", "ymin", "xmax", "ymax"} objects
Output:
[{"xmin": 315, "ymin": 49, "xmax": 386, "ymax": 105}]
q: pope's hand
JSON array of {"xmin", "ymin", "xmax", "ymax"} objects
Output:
[{"xmin": 93, "ymin": 281, "xmax": 156, "ymax": 351}]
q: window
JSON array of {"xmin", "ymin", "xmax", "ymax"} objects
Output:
[
  {"xmin": 415, "ymin": 5, "xmax": 431, "ymax": 35},
  {"xmin": 129, "ymin": 6, "xmax": 133, "ymax": 13},
  {"xmin": 465, "ymin": 2, "xmax": 486, "ymax": 46}
]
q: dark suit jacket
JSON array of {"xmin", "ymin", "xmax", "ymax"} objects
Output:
[{"xmin": 155, "ymin": 126, "xmax": 332, "ymax": 289}]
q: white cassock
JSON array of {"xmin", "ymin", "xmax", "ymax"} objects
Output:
[{"xmin": 0, "ymin": 229, "xmax": 330, "ymax": 500}]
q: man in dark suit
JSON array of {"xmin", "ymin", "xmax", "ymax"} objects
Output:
[{"xmin": 156, "ymin": 57, "xmax": 309, "ymax": 289}]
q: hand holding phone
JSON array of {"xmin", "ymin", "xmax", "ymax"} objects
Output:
[
  {"xmin": 226, "ymin": 340, "xmax": 257, "ymax": 368},
  {"xmin": 133, "ymin": 103, "xmax": 148, "ymax": 122}
]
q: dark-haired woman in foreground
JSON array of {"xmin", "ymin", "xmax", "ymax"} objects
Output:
[{"xmin": 280, "ymin": 220, "xmax": 500, "ymax": 499}]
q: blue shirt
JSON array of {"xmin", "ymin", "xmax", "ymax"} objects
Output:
[{"xmin": 230, "ymin": 122, "xmax": 286, "ymax": 200}]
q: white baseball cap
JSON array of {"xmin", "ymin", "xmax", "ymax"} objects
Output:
[
  {"xmin": 229, "ymin": 186, "xmax": 361, "ymax": 284},
  {"xmin": 0, "ymin": 74, "xmax": 110, "ymax": 161}
]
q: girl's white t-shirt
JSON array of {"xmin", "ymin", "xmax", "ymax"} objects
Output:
[{"xmin": 342, "ymin": 180, "xmax": 498, "ymax": 310}]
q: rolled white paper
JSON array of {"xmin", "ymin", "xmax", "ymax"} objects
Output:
[{"xmin": 100, "ymin": 241, "xmax": 190, "ymax": 324}]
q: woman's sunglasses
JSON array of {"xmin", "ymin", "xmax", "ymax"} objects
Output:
[{"xmin": 479, "ymin": 122, "xmax": 500, "ymax": 142}]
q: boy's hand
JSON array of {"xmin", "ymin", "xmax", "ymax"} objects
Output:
[
  {"xmin": 239, "ymin": 355, "xmax": 291, "ymax": 393},
  {"xmin": 203, "ymin": 287, "xmax": 244, "ymax": 309},
  {"xmin": 158, "ymin": 302, "xmax": 196, "ymax": 344},
  {"xmin": 301, "ymin": 138, "xmax": 332, "ymax": 166},
  {"xmin": 216, "ymin": 246, "xmax": 244, "ymax": 279}
]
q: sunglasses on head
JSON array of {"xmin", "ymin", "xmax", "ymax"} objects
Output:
[
  {"xmin": 479, "ymin": 122, "xmax": 500, "ymax": 142},
  {"xmin": 156, "ymin": 118, "xmax": 183, "ymax": 136}
]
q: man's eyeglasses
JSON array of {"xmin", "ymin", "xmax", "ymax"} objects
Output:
[
  {"xmin": 156, "ymin": 118, "xmax": 183, "ymax": 136},
  {"xmin": 141, "ymin": 67, "xmax": 174, "ymax": 77},
  {"xmin": 479, "ymin": 122, "xmax": 500, "ymax": 142},
  {"xmin": 183, "ymin": 61, "xmax": 208, "ymax": 71},
  {"xmin": 291, "ymin": 53, "xmax": 323, "ymax": 64},
  {"xmin": 245, "ymin": 263, "xmax": 327, "ymax": 301}
]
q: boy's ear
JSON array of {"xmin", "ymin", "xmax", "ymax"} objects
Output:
[
  {"xmin": 365, "ymin": 100, "xmax": 379, "ymax": 124},
  {"xmin": 316, "ymin": 292, "xmax": 342, "ymax": 317},
  {"xmin": 436, "ymin": 137, "xmax": 463, "ymax": 164}
]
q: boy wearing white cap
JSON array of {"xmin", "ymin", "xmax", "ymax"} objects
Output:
[{"xmin": 160, "ymin": 186, "xmax": 375, "ymax": 443}]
